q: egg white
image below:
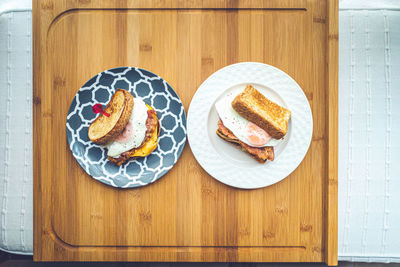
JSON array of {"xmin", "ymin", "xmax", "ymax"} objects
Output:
[
  {"xmin": 106, "ymin": 98, "xmax": 149, "ymax": 158},
  {"xmin": 215, "ymin": 90, "xmax": 282, "ymax": 147}
]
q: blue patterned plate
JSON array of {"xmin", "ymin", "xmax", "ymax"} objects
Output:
[{"xmin": 66, "ymin": 67, "xmax": 187, "ymax": 188}]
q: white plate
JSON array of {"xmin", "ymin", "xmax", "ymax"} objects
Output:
[{"xmin": 187, "ymin": 62, "xmax": 313, "ymax": 189}]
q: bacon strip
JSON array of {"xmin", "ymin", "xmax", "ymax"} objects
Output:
[
  {"xmin": 216, "ymin": 119, "xmax": 274, "ymax": 163},
  {"xmin": 108, "ymin": 109, "xmax": 159, "ymax": 166}
]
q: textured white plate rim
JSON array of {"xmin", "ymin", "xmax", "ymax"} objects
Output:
[{"xmin": 187, "ymin": 62, "xmax": 313, "ymax": 189}]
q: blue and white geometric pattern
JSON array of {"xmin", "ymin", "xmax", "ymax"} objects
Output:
[{"xmin": 66, "ymin": 67, "xmax": 186, "ymax": 188}]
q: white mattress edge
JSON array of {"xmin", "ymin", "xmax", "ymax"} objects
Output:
[
  {"xmin": 0, "ymin": 246, "xmax": 33, "ymax": 256},
  {"xmin": 0, "ymin": 8, "xmax": 31, "ymax": 17},
  {"xmin": 339, "ymin": 256, "xmax": 400, "ymax": 263}
]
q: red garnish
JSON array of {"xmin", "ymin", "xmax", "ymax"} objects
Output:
[{"xmin": 92, "ymin": 103, "xmax": 110, "ymax": 117}]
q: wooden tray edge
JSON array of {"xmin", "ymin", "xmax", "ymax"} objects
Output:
[{"xmin": 325, "ymin": 0, "xmax": 338, "ymax": 266}]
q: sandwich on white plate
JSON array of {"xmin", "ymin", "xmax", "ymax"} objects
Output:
[{"xmin": 215, "ymin": 84, "xmax": 291, "ymax": 163}]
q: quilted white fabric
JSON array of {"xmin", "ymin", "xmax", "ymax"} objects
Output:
[
  {"xmin": 0, "ymin": 10, "xmax": 33, "ymax": 255},
  {"xmin": 338, "ymin": 9, "xmax": 400, "ymax": 263},
  {"xmin": 0, "ymin": 0, "xmax": 399, "ymax": 262}
]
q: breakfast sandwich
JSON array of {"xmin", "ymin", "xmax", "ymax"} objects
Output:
[
  {"xmin": 215, "ymin": 85, "xmax": 291, "ymax": 163},
  {"xmin": 88, "ymin": 89, "xmax": 160, "ymax": 166}
]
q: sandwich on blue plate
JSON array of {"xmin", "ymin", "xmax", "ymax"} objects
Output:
[{"xmin": 88, "ymin": 89, "xmax": 160, "ymax": 166}]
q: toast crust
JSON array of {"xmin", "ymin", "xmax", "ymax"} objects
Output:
[
  {"xmin": 232, "ymin": 85, "xmax": 291, "ymax": 139},
  {"xmin": 88, "ymin": 89, "xmax": 134, "ymax": 145}
]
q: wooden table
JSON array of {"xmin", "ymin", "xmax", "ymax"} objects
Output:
[{"xmin": 33, "ymin": 0, "xmax": 338, "ymax": 264}]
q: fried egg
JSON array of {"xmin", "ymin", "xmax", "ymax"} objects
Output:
[
  {"xmin": 106, "ymin": 98, "xmax": 149, "ymax": 158},
  {"xmin": 215, "ymin": 91, "xmax": 282, "ymax": 147}
]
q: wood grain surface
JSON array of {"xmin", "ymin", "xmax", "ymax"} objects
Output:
[{"xmin": 33, "ymin": 0, "xmax": 338, "ymax": 264}]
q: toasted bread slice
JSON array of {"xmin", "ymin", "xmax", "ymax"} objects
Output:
[
  {"xmin": 88, "ymin": 89, "xmax": 134, "ymax": 145},
  {"xmin": 232, "ymin": 85, "xmax": 291, "ymax": 139}
]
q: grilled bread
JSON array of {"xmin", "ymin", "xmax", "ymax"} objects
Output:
[
  {"xmin": 232, "ymin": 85, "xmax": 291, "ymax": 139},
  {"xmin": 88, "ymin": 89, "xmax": 134, "ymax": 145}
]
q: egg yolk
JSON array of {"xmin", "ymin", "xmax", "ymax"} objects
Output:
[{"xmin": 246, "ymin": 122, "xmax": 271, "ymax": 146}]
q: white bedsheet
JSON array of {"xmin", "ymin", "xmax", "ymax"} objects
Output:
[
  {"xmin": 0, "ymin": 10, "xmax": 33, "ymax": 255},
  {"xmin": 338, "ymin": 9, "xmax": 400, "ymax": 263}
]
